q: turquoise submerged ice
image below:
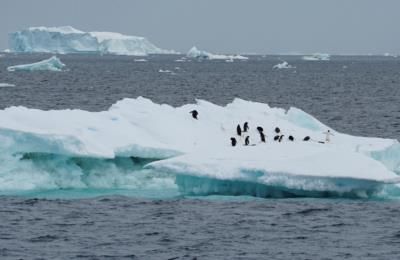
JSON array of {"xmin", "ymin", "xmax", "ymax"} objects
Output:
[
  {"xmin": 7, "ymin": 56, "xmax": 65, "ymax": 72},
  {"xmin": 0, "ymin": 97, "xmax": 399, "ymax": 198}
]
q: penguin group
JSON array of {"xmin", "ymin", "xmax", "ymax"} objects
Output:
[
  {"xmin": 230, "ymin": 123, "xmax": 313, "ymax": 147},
  {"xmin": 187, "ymin": 109, "xmax": 321, "ymax": 147}
]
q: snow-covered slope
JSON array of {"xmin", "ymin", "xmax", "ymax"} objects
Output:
[
  {"xmin": 7, "ymin": 56, "xmax": 65, "ymax": 72},
  {"xmin": 187, "ymin": 46, "xmax": 248, "ymax": 60},
  {"xmin": 9, "ymin": 26, "xmax": 175, "ymax": 56},
  {"xmin": 0, "ymin": 97, "xmax": 399, "ymax": 197}
]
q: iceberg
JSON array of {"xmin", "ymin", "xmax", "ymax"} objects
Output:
[
  {"xmin": 186, "ymin": 46, "xmax": 248, "ymax": 60},
  {"xmin": 302, "ymin": 53, "xmax": 330, "ymax": 61},
  {"xmin": 0, "ymin": 97, "xmax": 399, "ymax": 198},
  {"xmin": 7, "ymin": 56, "xmax": 65, "ymax": 72},
  {"xmin": 0, "ymin": 83, "xmax": 16, "ymax": 87},
  {"xmin": 9, "ymin": 26, "xmax": 175, "ymax": 56},
  {"xmin": 273, "ymin": 61, "xmax": 295, "ymax": 69}
]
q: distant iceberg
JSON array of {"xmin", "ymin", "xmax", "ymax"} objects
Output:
[
  {"xmin": 9, "ymin": 26, "xmax": 176, "ymax": 56},
  {"xmin": 186, "ymin": 46, "xmax": 248, "ymax": 60},
  {"xmin": 384, "ymin": 53, "xmax": 398, "ymax": 58},
  {"xmin": 302, "ymin": 53, "xmax": 330, "ymax": 61},
  {"xmin": 273, "ymin": 61, "xmax": 295, "ymax": 69},
  {"xmin": 0, "ymin": 83, "xmax": 15, "ymax": 87},
  {"xmin": 7, "ymin": 56, "xmax": 65, "ymax": 72}
]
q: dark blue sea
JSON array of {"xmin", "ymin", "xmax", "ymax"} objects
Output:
[{"xmin": 0, "ymin": 53, "xmax": 400, "ymax": 259}]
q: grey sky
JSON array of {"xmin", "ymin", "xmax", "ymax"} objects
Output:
[{"xmin": 1, "ymin": 0, "xmax": 399, "ymax": 54}]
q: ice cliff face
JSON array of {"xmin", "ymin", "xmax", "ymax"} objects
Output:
[{"xmin": 9, "ymin": 26, "xmax": 175, "ymax": 56}]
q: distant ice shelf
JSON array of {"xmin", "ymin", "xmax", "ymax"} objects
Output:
[{"xmin": 9, "ymin": 26, "xmax": 176, "ymax": 56}]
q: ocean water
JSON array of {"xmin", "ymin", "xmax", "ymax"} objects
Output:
[{"xmin": 0, "ymin": 53, "xmax": 400, "ymax": 259}]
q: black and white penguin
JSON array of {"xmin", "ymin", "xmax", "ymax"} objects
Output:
[
  {"xmin": 243, "ymin": 122, "xmax": 249, "ymax": 132},
  {"xmin": 257, "ymin": 126, "xmax": 264, "ymax": 133},
  {"xmin": 230, "ymin": 137, "xmax": 237, "ymax": 147},
  {"xmin": 275, "ymin": 127, "xmax": 281, "ymax": 134},
  {"xmin": 260, "ymin": 132, "xmax": 266, "ymax": 143},
  {"xmin": 190, "ymin": 110, "xmax": 198, "ymax": 119},
  {"xmin": 303, "ymin": 136, "xmax": 310, "ymax": 141},
  {"xmin": 274, "ymin": 135, "xmax": 280, "ymax": 141},
  {"xmin": 278, "ymin": 135, "xmax": 284, "ymax": 142},
  {"xmin": 245, "ymin": 136, "xmax": 250, "ymax": 146},
  {"xmin": 236, "ymin": 124, "xmax": 242, "ymax": 136},
  {"xmin": 288, "ymin": 135, "xmax": 294, "ymax": 141}
]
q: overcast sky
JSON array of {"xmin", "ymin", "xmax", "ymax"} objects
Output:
[{"xmin": 1, "ymin": 0, "xmax": 399, "ymax": 54}]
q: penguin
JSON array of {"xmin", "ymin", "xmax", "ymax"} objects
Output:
[
  {"xmin": 236, "ymin": 124, "xmax": 242, "ymax": 136},
  {"xmin": 257, "ymin": 126, "xmax": 264, "ymax": 133},
  {"xmin": 278, "ymin": 135, "xmax": 284, "ymax": 142},
  {"xmin": 274, "ymin": 135, "xmax": 280, "ymax": 141},
  {"xmin": 288, "ymin": 135, "xmax": 294, "ymax": 141},
  {"xmin": 243, "ymin": 122, "xmax": 249, "ymax": 132},
  {"xmin": 245, "ymin": 136, "xmax": 250, "ymax": 146},
  {"xmin": 303, "ymin": 136, "xmax": 310, "ymax": 141},
  {"xmin": 260, "ymin": 132, "xmax": 266, "ymax": 143},
  {"xmin": 275, "ymin": 127, "xmax": 281, "ymax": 134},
  {"xmin": 190, "ymin": 110, "xmax": 198, "ymax": 119},
  {"xmin": 230, "ymin": 137, "xmax": 237, "ymax": 147}
]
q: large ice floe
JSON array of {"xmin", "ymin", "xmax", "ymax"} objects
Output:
[
  {"xmin": 9, "ymin": 26, "xmax": 175, "ymax": 56},
  {"xmin": 0, "ymin": 97, "xmax": 399, "ymax": 198},
  {"xmin": 7, "ymin": 56, "xmax": 65, "ymax": 72},
  {"xmin": 302, "ymin": 53, "xmax": 330, "ymax": 61},
  {"xmin": 187, "ymin": 46, "xmax": 248, "ymax": 61}
]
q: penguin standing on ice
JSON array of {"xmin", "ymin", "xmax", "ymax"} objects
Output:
[
  {"xmin": 278, "ymin": 135, "xmax": 284, "ymax": 142},
  {"xmin": 230, "ymin": 137, "xmax": 237, "ymax": 147},
  {"xmin": 260, "ymin": 132, "xmax": 266, "ymax": 143},
  {"xmin": 275, "ymin": 127, "xmax": 281, "ymax": 134},
  {"xmin": 190, "ymin": 110, "xmax": 198, "ymax": 119},
  {"xmin": 303, "ymin": 136, "xmax": 310, "ymax": 141},
  {"xmin": 245, "ymin": 136, "xmax": 250, "ymax": 146},
  {"xmin": 274, "ymin": 135, "xmax": 280, "ymax": 141},
  {"xmin": 243, "ymin": 122, "xmax": 249, "ymax": 132},
  {"xmin": 236, "ymin": 124, "xmax": 242, "ymax": 136},
  {"xmin": 288, "ymin": 135, "xmax": 294, "ymax": 141},
  {"xmin": 257, "ymin": 126, "xmax": 266, "ymax": 143}
]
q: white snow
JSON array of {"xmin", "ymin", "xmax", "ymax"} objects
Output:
[
  {"xmin": 273, "ymin": 61, "xmax": 295, "ymax": 69},
  {"xmin": 186, "ymin": 46, "xmax": 248, "ymax": 60},
  {"xmin": 9, "ymin": 26, "xmax": 176, "ymax": 56},
  {"xmin": 0, "ymin": 83, "xmax": 15, "ymax": 88},
  {"xmin": 302, "ymin": 53, "xmax": 330, "ymax": 61},
  {"xmin": 0, "ymin": 97, "xmax": 399, "ymax": 194},
  {"xmin": 7, "ymin": 56, "xmax": 65, "ymax": 72}
]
